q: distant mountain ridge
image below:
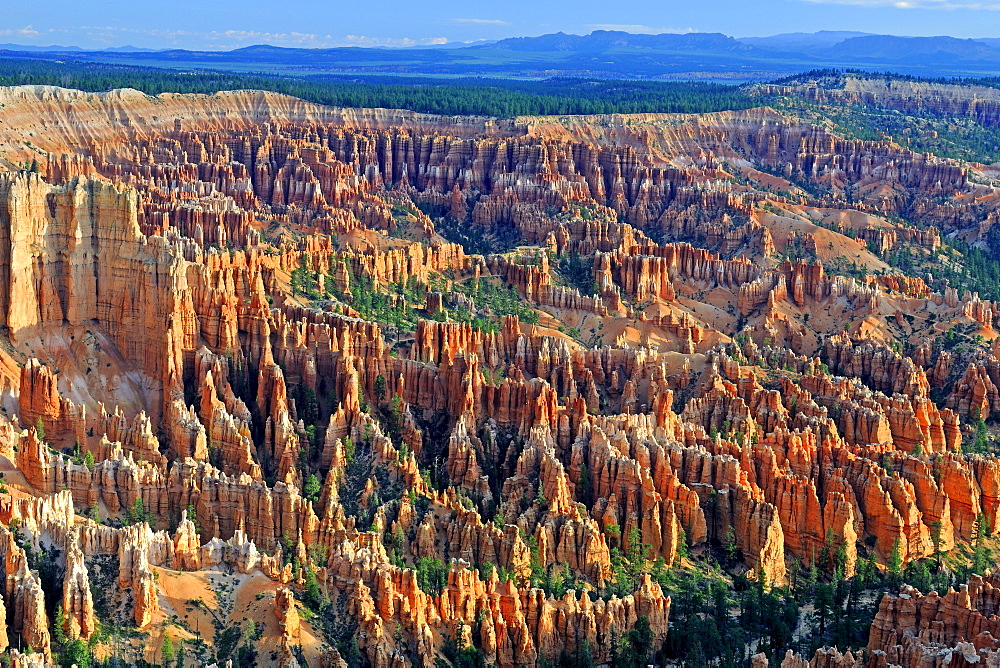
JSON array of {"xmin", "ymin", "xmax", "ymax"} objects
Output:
[
  {"xmin": 738, "ymin": 31, "xmax": 874, "ymax": 54},
  {"xmin": 816, "ymin": 35, "xmax": 1000, "ymax": 64},
  {"xmin": 0, "ymin": 43, "xmax": 163, "ymax": 53},
  {"xmin": 483, "ymin": 30, "xmax": 759, "ymax": 53},
  {"xmin": 5, "ymin": 30, "xmax": 1000, "ymax": 81}
]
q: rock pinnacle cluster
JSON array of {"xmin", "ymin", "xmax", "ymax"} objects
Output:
[{"xmin": 0, "ymin": 80, "xmax": 995, "ymax": 666}]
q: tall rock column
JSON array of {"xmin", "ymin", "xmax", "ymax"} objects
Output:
[{"xmin": 61, "ymin": 531, "xmax": 95, "ymax": 639}]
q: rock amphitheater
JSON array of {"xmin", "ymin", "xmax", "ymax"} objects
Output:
[{"xmin": 0, "ymin": 83, "xmax": 995, "ymax": 666}]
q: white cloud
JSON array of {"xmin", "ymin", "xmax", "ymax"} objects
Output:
[
  {"xmin": 586, "ymin": 24, "xmax": 696, "ymax": 34},
  {"xmin": 799, "ymin": 0, "xmax": 1000, "ymax": 8},
  {"xmin": 341, "ymin": 34, "xmax": 450, "ymax": 47},
  {"xmin": 452, "ymin": 18, "xmax": 511, "ymax": 25},
  {"xmin": 0, "ymin": 26, "xmax": 41, "ymax": 38}
]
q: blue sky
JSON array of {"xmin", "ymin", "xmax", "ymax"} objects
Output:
[{"xmin": 2, "ymin": 0, "xmax": 1000, "ymax": 50}]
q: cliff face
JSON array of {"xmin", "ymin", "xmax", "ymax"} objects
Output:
[
  {"xmin": 865, "ymin": 576, "xmax": 1000, "ymax": 666},
  {"xmin": 0, "ymin": 83, "xmax": 997, "ymax": 665},
  {"xmin": 758, "ymin": 77, "xmax": 1000, "ymax": 129}
]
